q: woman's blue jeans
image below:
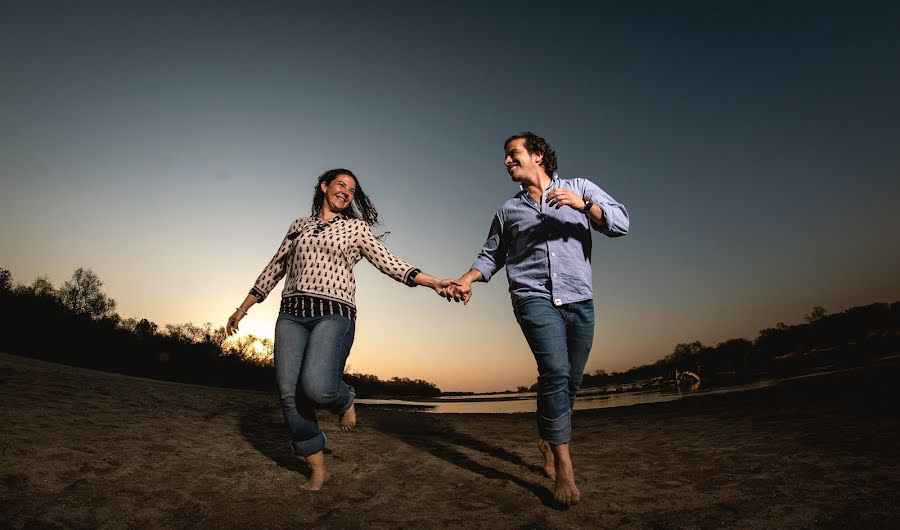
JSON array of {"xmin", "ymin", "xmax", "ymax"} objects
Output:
[
  {"xmin": 274, "ymin": 312, "xmax": 356, "ymax": 457},
  {"xmin": 513, "ymin": 296, "xmax": 594, "ymax": 445}
]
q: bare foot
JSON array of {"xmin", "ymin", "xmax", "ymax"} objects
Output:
[
  {"xmin": 539, "ymin": 439, "xmax": 556, "ymax": 480},
  {"xmin": 300, "ymin": 451, "xmax": 328, "ymax": 491},
  {"xmin": 551, "ymin": 443, "xmax": 581, "ymax": 506},
  {"xmin": 339, "ymin": 404, "xmax": 357, "ymax": 432}
]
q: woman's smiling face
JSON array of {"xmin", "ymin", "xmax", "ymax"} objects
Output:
[{"xmin": 321, "ymin": 173, "xmax": 357, "ymax": 212}]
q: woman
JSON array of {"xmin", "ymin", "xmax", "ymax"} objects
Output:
[{"xmin": 226, "ymin": 168, "xmax": 451, "ymax": 491}]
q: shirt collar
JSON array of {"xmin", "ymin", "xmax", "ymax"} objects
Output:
[
  {"xmin": 312, "ymin": 212, "xmax": 348, "ymax": 223},
  {"xmin": 517, "ymin": 171, "xmax": 560, "ymax": 194}
]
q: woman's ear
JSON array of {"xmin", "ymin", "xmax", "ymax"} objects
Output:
[{"xmin": 320, "ymin": 181, "xmax": 328, "ymax": 193}]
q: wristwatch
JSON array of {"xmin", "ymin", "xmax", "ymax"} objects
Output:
[{"xmin": 580, "ymin": 198, "xmax": 593, "ymax": 214}]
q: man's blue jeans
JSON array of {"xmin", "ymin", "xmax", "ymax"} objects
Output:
[
  {"xmin": 274, "ymin": 312, "xmax": 356, "ymax": 457},
  {"xmin": 513, "ymin": 297, "xmax": 594, "ymax": 445}
]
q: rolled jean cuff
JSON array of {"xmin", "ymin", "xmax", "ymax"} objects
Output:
[
  {"xmin": 538, "ymin": 409, "xmax": 572, "ymax": 445},
  {"xmin": 337, "ymin": 385, "xmax": 356, "ymax": 416},
  {"xmin": 290, "ymin": 432, "xmax": 326, "ymax": 457}
]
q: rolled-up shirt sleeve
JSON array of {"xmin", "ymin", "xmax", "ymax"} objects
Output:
[
  {"xmin": 356, "ymin": 221, "xmax": 417, "ymax": 286},
  {"xmin": 471, "ymin": 213, "xmax": 506, "ymax": 282},
  {"xmin": 582, "ymin": 179, "xmax": 629, "ymax": 237},
  {"xmin": 250, "ymin": 219, "xmax": 301, "ymax": 302}
]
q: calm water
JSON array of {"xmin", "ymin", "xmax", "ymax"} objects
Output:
[{"xmin": 356, "ymin": 379, "xmax": 780, "ymax": 414}]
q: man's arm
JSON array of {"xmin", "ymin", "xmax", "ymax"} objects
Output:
[
  {"xmin": 546, "ymin": 180, "xmax": 628, "ymax": 236},
  {"xmin": 581, "ymin": 179, "xmax": 629, "ymax": 236},
  {"xmin": 451, "ymin": 213, "xmax": 506, "ymax": 305}
]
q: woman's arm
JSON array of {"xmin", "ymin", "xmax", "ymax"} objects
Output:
[
  {"xmin": 411, "ymin": 270, "xmax": 453, "ymax": 297},
  {"xmin": 355, "ymin": 222, "xmax": 454, "ymax": 298},
  {"xmin": 226, "ymin": 293, "xmax": 257, "ymax": 336}
]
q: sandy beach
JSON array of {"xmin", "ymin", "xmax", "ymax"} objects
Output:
[{"xmin": 2, "ymin": 351, "xmax": 898, "ymax": 529}]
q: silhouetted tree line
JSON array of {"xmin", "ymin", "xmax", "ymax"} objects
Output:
[
  {"xmin": 573, "ymin": 302, "xmax": 900, "ymax": 391},
  {"xmin": 343, "ymin": 372, "xmax": 441, "ymax": 398},
  {"xmin": 0, "ymin": 267, "xmax": 442, "ymax": 397}
]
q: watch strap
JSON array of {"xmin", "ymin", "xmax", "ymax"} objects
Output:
[{"xmin": 581, "ymin": 198, "xmax": 593, "ymax": 214}]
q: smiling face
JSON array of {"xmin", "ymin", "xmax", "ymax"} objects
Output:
[
  {"xmin": 504, "ymin": 137, "xmax": 544, "ymax": 184},
  {"xmin": 320, "ymin": 173, "xmax": 357, "ymax": 213}
]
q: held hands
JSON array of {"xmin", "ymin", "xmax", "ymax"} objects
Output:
[
  {"xmin": 546, "ymin": 188, "xmax": 587, "ymax": 211},
  {"xmin": 431, "ymin": 278, "xmax": 473, "ymax": 305},
  {"xmin": 445, "ymin": 278, "xmax": 473, "ymax": 305}
]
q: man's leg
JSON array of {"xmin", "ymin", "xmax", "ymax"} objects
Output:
[
  {"xmin": 513, "ymin": 297, "xmax": 581, "ymax": 505},
  {"xmin": 548, "ymin": 301, "xmax": 595, "ymax": 505},
  {"xmin": 565, "ymin": 300, "xmax": 595, "ymax": 409}
]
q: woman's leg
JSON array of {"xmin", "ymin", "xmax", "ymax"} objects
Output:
[
  {"xmin": 299, "ymin": 315, "xmax": 356, "ymax": 427},
  {"xmin": 274, "ymin": 315, "xmax": 327, "ymax": 470}
]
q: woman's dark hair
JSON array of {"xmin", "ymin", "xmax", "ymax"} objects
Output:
[
  {"xmin": 311, "ymin": 168, "xmax": 380, "ymax": 226},
  {"xmin": 504, "ymin": 131, "xmax": 558, "ymax": 176}
]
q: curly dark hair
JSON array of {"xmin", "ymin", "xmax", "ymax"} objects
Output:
[
  {"xmin": 504, "ymin": 131, "xmax": 558, "ymax": 176},
  {"xmin": 311, "ymin": 168, "xmax": 381, "ymax": 226}
]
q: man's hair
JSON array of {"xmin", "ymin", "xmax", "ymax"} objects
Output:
[{"xmin": 504, "ymin": 131, "xmax": 558, "ymax": 176}]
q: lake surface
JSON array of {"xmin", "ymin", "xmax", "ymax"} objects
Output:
[{"xmin": 356, "ymin": 378, "xmax": 781, "ymax": 414}]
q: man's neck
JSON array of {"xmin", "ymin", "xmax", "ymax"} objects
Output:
[{"xmin": 523, "ymin": 170, "xmax": 553, "ymax": 203}]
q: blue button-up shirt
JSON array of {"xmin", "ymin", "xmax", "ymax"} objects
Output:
[{"xmin": 471, "ymin": 174, "xmax": 629, "ymax": 306}]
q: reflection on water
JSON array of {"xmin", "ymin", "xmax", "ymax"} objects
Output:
[{"xmin": 356, "ymin": 379, "xmax": 779, "ymax": 414}]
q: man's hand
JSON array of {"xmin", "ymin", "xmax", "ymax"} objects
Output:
[
  {"xmin": 546, "ymin": 188, "xmax": 587, "ymax": 211},
  {"xmin": 446, "ymin": 279, "xmax": 473, "ymax": 305}
]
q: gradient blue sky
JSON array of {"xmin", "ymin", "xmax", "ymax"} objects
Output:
[{"xmin": 2, "ymin": 1, "xmax": 899, "ymax": 391}]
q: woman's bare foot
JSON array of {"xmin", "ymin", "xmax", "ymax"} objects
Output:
[
  {"xmin": 300, "ymin": 450, "xmax": 328, "ymax": 491},
  {"xmin": 339, "ymin": 404, "xmax": 357, "ymax": 432},
  {"xmin": 539, "ymin": 439, "xmax": 556, "ymax": 480},
  {"xmin": 551, "ymin": 443, "xmax": 581, "ymax": 506}
]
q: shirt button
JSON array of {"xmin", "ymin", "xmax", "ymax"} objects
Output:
[
  {"xmin": 553, "ymin": 273, "xmax": 557, "ymax": 277},
  {"xmin": 554, "ymin": 298, "xmax": 562, "ymax": 306},
  {"xmin": 551, "ymin": 252, "xmax": 556, "ymax": 257}
]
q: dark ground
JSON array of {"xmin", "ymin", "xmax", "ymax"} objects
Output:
[{"xmin": 2, "ymin": 352, "xmax": 898, "ymax": 528}]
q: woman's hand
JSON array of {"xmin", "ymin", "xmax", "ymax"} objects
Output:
[
  {"xmin": 226, "ymin": 310, "xmax": 245, "ymax": 336},
  {"xmin": 434, "ymin": 278, "xmax": 453, "ymax": 298},
  {"xmin": 227, "ymin": 295, "xmax": 257, "ymax": 336}
]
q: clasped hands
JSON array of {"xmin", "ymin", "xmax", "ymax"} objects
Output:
[{"xmin": 434, "ymin": 278, "xmax": 473, "ymax": 305}]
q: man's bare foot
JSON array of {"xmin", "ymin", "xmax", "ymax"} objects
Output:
[
  {"xmin": 539, "ymin": 439, "xmax": 556, "ymax": 480},
  {"xmin": 300, "ymin": 450, "xmax": 328, "ymax": 491},
  {"xmin": 551, "ymin": 443, "xmax": 581, "ymax": 506},
  {"xmin": 339, "ymin": 404, "xmax": 357, "ymax": 432}
]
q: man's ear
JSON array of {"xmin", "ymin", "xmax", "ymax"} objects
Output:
[{"xmin": 533, "ymin": 151, "xmax": 543, "ymax": 166}]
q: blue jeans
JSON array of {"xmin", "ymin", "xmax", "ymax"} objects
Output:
[
  {"xmin": 274, "ymin": 313, "xmax": 356, "ymax": 457},
  {"xmin": 513, "ymin": 297, "xmax": 594, "ymax": 445}
]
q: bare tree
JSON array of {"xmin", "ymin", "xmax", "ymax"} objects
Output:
[{"xmin": 59, "ymin": 267, "xmax": 117, "ymax": 319}]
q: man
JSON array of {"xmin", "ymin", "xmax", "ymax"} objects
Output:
[{"xmin": 448, "ymin": 132, "xmax": 629, "ymax": 506}]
